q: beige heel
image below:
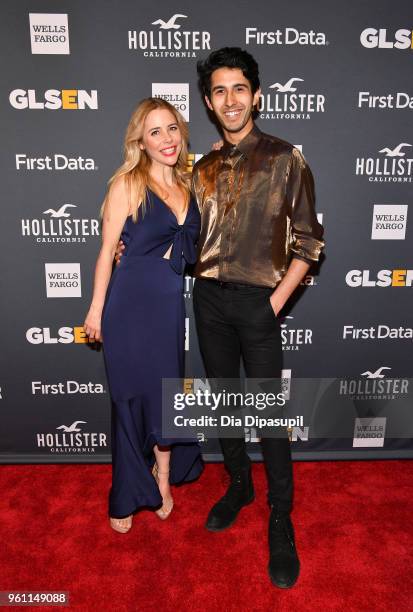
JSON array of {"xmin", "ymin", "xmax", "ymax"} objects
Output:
[
  {"xmin": 110, "ymin": 515, "xmax": 132, "ymax": 533},
  {"xmin": 152, "ymin": 463, "xmax": 174, "ymax": 520}
]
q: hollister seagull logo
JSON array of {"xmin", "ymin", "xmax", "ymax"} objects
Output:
[
  {"xmin": 356, "ymin": 144, "xmax": 412, "ymax": 182},
  {"xmin": 278, "ymin": 316, "xmax": 313, "ymax": 351},
  {"xmin": 279, "ymin": 315, "xmax": 294, "ymax": 326},
  {"xmin": 361, "ymin": 367, "xmax": 391, "ymax": 379},
  {"xmin": 269, "ymin": 78, "xmax": 304, "ymax": 93},
  {"xmin": 128, "ymin": 14, "xmax": 211, "ymax": 58},
  {"xmin": 36, "ymin": 419, "xmax": 108, "ymax": 454},
  {"xmin": 56, "ymin": 420, "xmax": 86, "ymax": 432},
  {"xmin": 21, "ymin": 203, "xmax": 99, "ymax": 244},
  {"xmin": 152, "ymin": 14, "xmax": 187, "ymax": 29},
  {"xmin": 340, "ymin": 366, "xmax": 409, "ymax": 400},
  {"xmin": 378, "ymin": 143, "xmax": 411, "ymax": 157},
  {"xmin": 43, "ymin": 203, "xmax": 76, "ymax": 217},
  {"xmin": 259, "ymin": 77, "xmax": 325, "ymax": 121}
]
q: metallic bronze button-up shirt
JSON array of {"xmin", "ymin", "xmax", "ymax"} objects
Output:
[{"xmin": 191, "ymin": 124, "xmax": 325, "ymax": 288}]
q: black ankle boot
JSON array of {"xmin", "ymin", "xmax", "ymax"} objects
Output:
[
  {"xmin": 268, "ymin": 508, "xmax": 300, "ymax": 588},
  {"xmin": 205, "ymin": 465, "xmax": 255, "ymax": 532}
]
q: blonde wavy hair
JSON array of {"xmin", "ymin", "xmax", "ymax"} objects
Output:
[{"xmin": 101, "ymin": 97, "xmax": 190, "ymax": 221}]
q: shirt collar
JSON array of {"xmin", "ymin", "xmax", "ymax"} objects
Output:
[{"xmin": 221, "ymin": 124, "xmax": 261, "ymax": 159}]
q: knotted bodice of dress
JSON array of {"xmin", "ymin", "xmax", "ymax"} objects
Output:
[{"xmin": 120, "ymin": 188, "xmax": 200, "ymax": 274}]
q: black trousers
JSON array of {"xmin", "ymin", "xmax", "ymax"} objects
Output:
[{"xmin": 193, "ymin": 278, "xmax": 293, "ymax": 513}]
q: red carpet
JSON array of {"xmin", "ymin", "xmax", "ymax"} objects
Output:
[{"xmin": 0, "ymin": 461, "xmax": 412, "ymax": 611}]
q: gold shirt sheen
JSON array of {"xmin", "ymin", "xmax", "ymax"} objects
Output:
[{"xmin": 191, "ymin": 125, "xmax": 325, "ymax": 288}]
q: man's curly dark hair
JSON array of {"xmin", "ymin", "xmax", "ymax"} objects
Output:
[{"xmin": 197, "ymin": 47, "xmax": 260, "ymax": 99}]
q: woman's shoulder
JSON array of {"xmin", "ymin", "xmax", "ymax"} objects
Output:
[{"xmin": 112, "ymin": 174, "xmax": 147, "ymax": 214}]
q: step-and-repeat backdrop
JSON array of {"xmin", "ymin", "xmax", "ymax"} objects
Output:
[{"xmin": 1, "ymin": 0, "xmax": 412, "ymax": 462}]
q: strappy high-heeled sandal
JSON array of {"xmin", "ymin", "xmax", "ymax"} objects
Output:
[
  {"xmin": 109, "ymin": 515, "xmax": 133, "ymax": 533},
  {"xmin": 152, "ymin": 463, "xmax": 174, "ymax": 520}
]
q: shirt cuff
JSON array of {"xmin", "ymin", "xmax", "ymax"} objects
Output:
[{"xmin": 291, "ymin": 254, "xmax": 314, "ymax": 265}]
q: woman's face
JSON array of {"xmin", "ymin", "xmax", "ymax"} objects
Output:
[{"xmin": 139, "ymin": 108, "xmax": 183, "ymax": 168}]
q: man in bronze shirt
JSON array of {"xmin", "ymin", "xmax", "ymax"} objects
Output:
[{"xmin": 192, "ymin": 48, "xmax": 324, "ymax": 589}]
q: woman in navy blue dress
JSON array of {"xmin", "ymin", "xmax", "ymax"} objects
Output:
[{"xmin": 84, "ymin": 98, "xmax": 203, "ymax": 533}]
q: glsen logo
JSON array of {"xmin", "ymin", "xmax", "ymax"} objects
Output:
[
  {"xmin": 259, "ymin": 78, "xmax": 326, "ymax": 121},
  {"xmin": 21, "ymin": 204, "xmax": 99, "ymax": 244},
  {"xmin": 32, "ymin": 380, "xmax": 105, "ymax": 395},
  {"xmin": 183, "ymin": 378, "xmax": 211, "ymax": 394},
  {"xmin": 26, "ymin": 326, "xmax": 92, "ymax": 344},
  {"xmin": 152, "ymin": 83, "xmax": 189, "ymax": 121},
  {"xmin": 343, "ymin": 325, "xmax": 413, "ymax": 340},
  {"xmin": 360, "ymin": 28, "xmax": 413, "ymax": 50},
  {"xmin": 16, "ymin": 154, "xmax": 97, "ymax": 171},
  {"xmin": 339, "ymin": 367, "xmax": 409, "ymax": 401},
  {"xmin": 356, "ymin": 144, "xmax": 412, "ymax": 182},
  {"xmin": 353, "ymin": 417, "xmax": 386, "ymax": 448},
  {"xmin": 9, "ymin": 89, "xmax": 98, "ymax": 110},
  {"xmin": 279, "ymin": 316, "xmax": 313, "ymax": 351},
  {"xmin": 45, "ymin": 263, "xmax": 81, "ymax": 298},
  {"xmin": 186, "ymin": 152, "xmax": 203, "ymax": 172},
  {"xmin": 345, "ymin": 269, "xmax": 413, "ymax": 287},
  {"xmin": 357, "ymin": 91, "xmax": 413, "ymax": 110},
  {"xmin": 371, "ymin": 205, "xmax": 408, "ymax": 240},
  {"xmin": 246, "ymin": 27, "xmax": 328, "ymax": 46},
  {"xmin": 290, "ymin": 427, "xmax": 309, "ymax": 442},
  {"xmin": 128, "ymin": 14, "xmax": 211, "ymax": 58},
  {"xmin": 36, "ymin": 420, "xmax": 108, "ymax": 454},
  {"xmin": 29, "ymin": 13, "xmax": 69, "ymax": 54}
]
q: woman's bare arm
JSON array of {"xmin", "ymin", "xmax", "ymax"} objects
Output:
[{"xmin": 84, "ymin": 177, "xmax": 131, "ymax": 341}]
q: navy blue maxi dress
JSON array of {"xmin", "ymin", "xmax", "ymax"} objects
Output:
[{"xmin": 102, "ymin": 189, "xmax": 203, "ymax": 518}]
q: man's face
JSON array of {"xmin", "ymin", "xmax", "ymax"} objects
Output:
[{"xmin": 205, "ymin": 67, "xmax": 261, "ymax": 135}]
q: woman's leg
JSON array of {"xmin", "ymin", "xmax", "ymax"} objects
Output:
[{"xmin": 153, "ymin": 444, "xmax": 174, "ymax": 516}]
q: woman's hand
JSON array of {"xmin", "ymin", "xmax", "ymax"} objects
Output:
[
  {"xmin": 84, "ymin": 305, "xmax": 103, "ymax": 342},
  {"xmin": 115, "ymin": 240, "xmax": 125, "ymax": 265},
  {"xmin": 212, "ymin": 139, "xmax": 224, "ymax": 151}
]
